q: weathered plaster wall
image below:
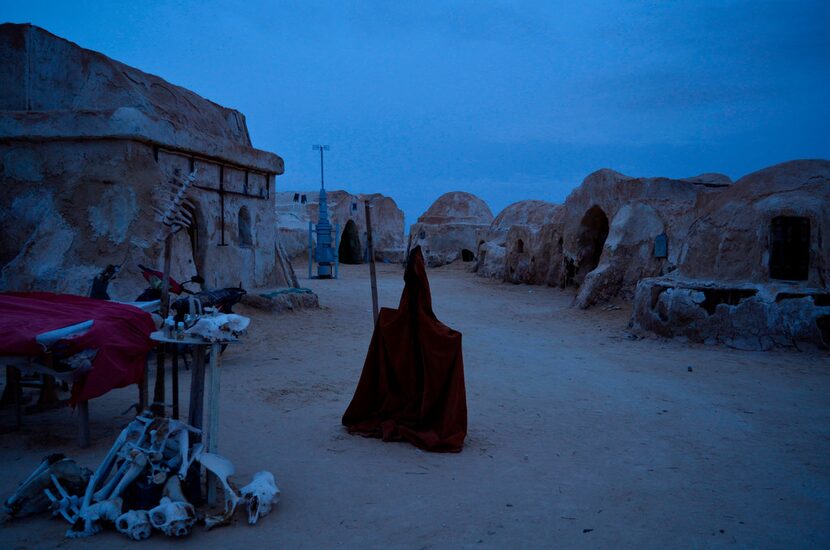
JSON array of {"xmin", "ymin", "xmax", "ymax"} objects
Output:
[
  {"xmin": 0, "ymin": 23, "xmax": 292, "ymax": 298},
  {"xmin": 0, "ymin": 140, "xmax": 292, "ymax": 298},
  {"xmin": 630, "ymin": 160, "xmax": 830, "ymax": 350},
  {"xmin": 677, "ymin": 160, "xmax": 830, "ymax": 287},
  {"xmin": 499, "ymin": 201, "xmax": 562, "ymax": 284}
]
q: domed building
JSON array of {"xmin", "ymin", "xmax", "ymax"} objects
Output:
[{"xmin": 408, "ymin": 192, "xmax": 494, "ymax": 267}]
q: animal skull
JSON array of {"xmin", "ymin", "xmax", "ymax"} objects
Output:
[
  {"xmin": 149, "ymin": 497, "xmax": 196, "ymax": 537},
  {"xmin": 116, "ymin": 509, "xmax": 152, "ymax": 541},
  {"xmin": 65, "ymin": 497, "xmax": 122, "ymax": 538},
  {"xmin": 185, "ymin": 313, "xmax": 250, "ymax": 342},
  {"xmin": 239, "ymin": 471, "xmax": 280, "ymax": 525}
]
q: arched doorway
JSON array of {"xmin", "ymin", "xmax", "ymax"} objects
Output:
[
  {"xmin": 461, "ymin": 249, "xmax": 475, "ymax": 262},
  {"xmin": 575, "ymin": 206, "xmax": 609, "ymax": 282},
  {"xmin": 238, "ymin": 206, "xmax": 253, "ymax": 247},
  {"xmin": 339, "ymin": 219, "xmax": 363, "ymax": 264}
]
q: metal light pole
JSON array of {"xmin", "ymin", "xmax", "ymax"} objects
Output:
[
  {"xmin": 313, "ymin": 144, "xmax": 329, "ymax": 188},
  {"xmin": 308, "ymin": 145, "xmax": 338, "ymax": 278}
]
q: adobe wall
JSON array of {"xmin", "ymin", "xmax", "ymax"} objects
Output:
[{"xmin": 0, "ymin": 140, "xmax": 293, "ymax": 299}]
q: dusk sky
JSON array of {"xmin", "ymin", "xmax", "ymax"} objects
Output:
[{"xmin": 3, "ymin": 0, "xmax": 829, "ymax": 226}]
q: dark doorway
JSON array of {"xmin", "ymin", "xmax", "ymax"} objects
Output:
[
  {"xmin": 238, "ymin": 206, "xmax": 253, "ymax": 247},
  {"xmin": 575, "ymin": 206, "xmax": 609, "ymax": 281},
  {"xmin": 770, "ymin": 216, "xmax": 810, "ymax": 280},
  {"xmin": 339, "ymin": 219, "xmax": 363, "ymax": 264},
  {"xmin": 517, "ymin": 239, "xmax": 524, "ymax": 253},
  {"xmin": 461, "ymin": 249, "xmax": 475, "ymax": 262}
]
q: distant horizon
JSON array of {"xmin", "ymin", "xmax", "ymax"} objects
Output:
[{"xmin": 3, "ymin": 1, "xmax": 828, "ymax": 228}]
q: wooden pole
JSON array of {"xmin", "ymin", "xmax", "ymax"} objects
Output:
[
  {"xmin": 160, "ymin": 233, "xmax": 173, "ymax": 317},
  {"xmin": 364, "ymin": 201, "xmax": 379, "ymax": 324},
  {"xmin": 153, "ymin": 233, "xmax": 173, "ymax": 414}
]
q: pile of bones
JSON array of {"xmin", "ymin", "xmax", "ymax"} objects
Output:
[{"xmin": 1, "ymin": 412, "xmax": 279, "ymax": 540}]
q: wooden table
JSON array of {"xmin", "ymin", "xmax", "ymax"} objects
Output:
[
  {"xmin": 150, "ymin": 331, "xmax": 236, "ymax": 504},
  {"xmin": 1, "ymin": 356, "xmax": 92, "ymax": 447}
]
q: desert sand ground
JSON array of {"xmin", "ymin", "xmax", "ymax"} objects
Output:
[{"xmin": 0, "ymin": 262, "xmax": 828, "ymax": 549}]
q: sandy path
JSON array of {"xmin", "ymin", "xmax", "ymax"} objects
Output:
[{"xmin": 1, "ymin": 262, "xmax": 828, "ymax": 549}]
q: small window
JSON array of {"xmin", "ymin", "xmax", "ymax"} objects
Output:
[
  {"xmin": 517, "ymin": 239, "xmax": 524, "ymax": 253},
  {"xmin": 770, "ymin": 216, "xmax": 809, "ymax": 280},
  {"xmin": 419, "ymin": 230, "xmax": 426, "ymax": 240},
  {"xmin": 238, "ymin": 206, "xmax": 253, "ymax": 247}
]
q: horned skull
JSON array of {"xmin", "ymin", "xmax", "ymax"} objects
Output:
[
  {"xmin": 115, "ymin": 509, "xmax": 152, "ymax": 541},
  {"xmin": 185, "ymin": 313, "xmax": 250, "ymax": 342},
  {"xmin": 149, "ymin": 497, "xmax": 196, "ymax": 537},
  {"xmin": 65, "ymin": 497, "xmax": 122, "ymax": 538},
  {"xmin": 239, "ymin": 471, "xmax": 280, "ymax": 525}
]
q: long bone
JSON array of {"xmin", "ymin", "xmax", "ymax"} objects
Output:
[
  {"xmin": 175, "ymin": 427, "xmax": 191, "ymax": 479},
  {"xmin": 129, "ymin": 419, "xmax": 197, "ymax": 483},
  {"xmin": 78, "ymin": 429, "xmax": 128, "ymax": 512},
  {"xmin": 107, "ymin": 452, "xmax": 148, "ymax": 501},
  {"xmin": 4, "ymin": 454, "xmax": 67, "ymax": 514},
  {"xmin": 16, "ymin": 455, "xmax": 60, "ymax": 491},
  {"xmin": 79, "ymin": 417, "xmax": 151, "ymax": 513},
  {"xmin": 197, "ymin": 452, "xmax": 241, "ymax": 530},
  {"xmin": 45, "ymin": 474, "xmax": 81, "ymax": 522},
  {"xmin": 92, "ymin": 460, "xmax": 130, "ymax": 502},
  {"xmin": 5, "ymin": 458, "xmax": 89, "ymax": 521}
]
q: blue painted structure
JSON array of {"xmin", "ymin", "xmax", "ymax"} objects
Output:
[{"xmin": 308, "ymin": 186, "xmax": 339, "ymax": 279}]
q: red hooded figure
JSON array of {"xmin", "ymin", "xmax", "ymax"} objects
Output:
[{"xmin": 342, "ymin": 246, "xmax": 467, "ymax": 452}]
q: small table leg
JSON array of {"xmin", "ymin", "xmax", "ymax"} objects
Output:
[
  {"xmin": 78, "ymin": 401, "xmax": 90, "ymax": 448},
  {"xmin": 152, "ymin": 347, "xmax": 166, "ymax": 416},
  {"xmin": 188, "ymin": 347, "xmax": 206, "ymax": 435},
  {"xmin": 5, "ymin": 366, "xmax": 22, "ymax": 429},
  {"xmin": 138, "ymin": 356, "xmax": 149, "ymax": 413},
  {"xmin": 187, "ymin": 346, "xmax": 207, "ymax": 504},
  {"xmin": 39, "ymin": 356, "xmax": 60, "ymax": 407},
  {"xmin": 171, "ymin": 346, "xmax": 180, "ymax": 420},
  {"xmin": 205, "ymin": 342, "xmax": 222, "ymax": 506}
]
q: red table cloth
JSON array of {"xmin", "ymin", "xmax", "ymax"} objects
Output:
[{"xmin": 0, "ymin": 292, "xmax": 156, "ymax": 404}]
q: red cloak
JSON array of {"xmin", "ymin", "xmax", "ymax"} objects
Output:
[{"xmin": 342, "ymin": 246, "xmax": 467, "ymax": 452}]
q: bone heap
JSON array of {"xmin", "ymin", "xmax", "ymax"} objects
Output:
[{"xmin": 1, "ymin": 413, "xmax": 280, "ymax": 540}]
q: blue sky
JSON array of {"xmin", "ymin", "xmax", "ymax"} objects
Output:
[{"xmin": 3, "ymin": 0, "xmax": 829, "ymax": 226}]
